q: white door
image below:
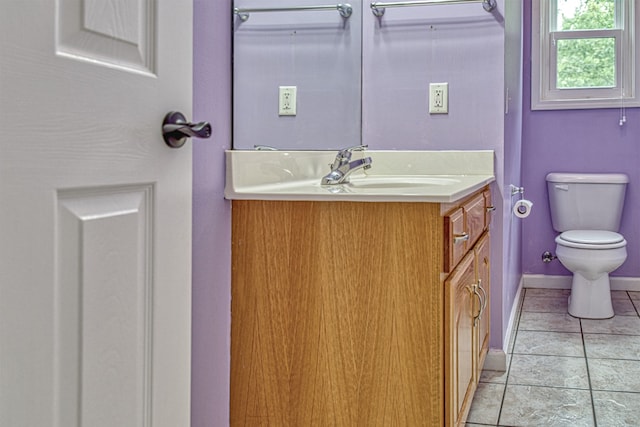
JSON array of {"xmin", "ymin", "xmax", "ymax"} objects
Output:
[{"xmin": 0, "ymin": 1, "xmax": 195, "ymax": 426}]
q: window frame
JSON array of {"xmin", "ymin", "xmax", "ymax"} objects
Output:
[{"xmin": 532, "ymin": 0, "xmax": 639, "ymax": 110}]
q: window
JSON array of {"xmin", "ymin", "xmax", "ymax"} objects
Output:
[{"xmin": 532, "ymin": 0, "xmax": 639, "ymax": 110}]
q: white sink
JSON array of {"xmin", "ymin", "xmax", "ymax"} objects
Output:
[
  {"xmin": 346, "ymin": 175, "xmax": 461, "ymax": 189},
  {"xmin": 225, "ymin": 150, "xmax": 495, "ymax": 203}
]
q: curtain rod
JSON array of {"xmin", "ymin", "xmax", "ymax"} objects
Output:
[
  {"xmin": 370, "ymin": 0, "xmax": 496, "ymax": 17},
  {"xmin": 234, "ymin": 3, "xmax": 353, "ymax": 22}
]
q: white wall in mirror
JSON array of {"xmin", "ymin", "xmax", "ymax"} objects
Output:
[
  {"xmin": 233, "ymin": 0, "xmax": 504, "ymax": 152},
  {"xmin": 233, "ymin": 0, "xmax": 362, "ymax": 150}
]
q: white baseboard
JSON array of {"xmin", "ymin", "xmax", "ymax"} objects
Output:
[
  {"xmin": 522, "ymin": 274, "xmax": 571, "ymax": 289},
  {"xmin": 484, "ymin": 277, "xmax": 524, "ymax": 372},
  {"xmin": 503, "ymin": 276, "xmax": 524, "ymax": 352},
  {"xmin": 522, "ymin": 274, "xmax": 640, "ymax": 292},
  {"xmin": 484, "ymin": 348, "xmax": 507, "ymax": 371},
  {"xmin": 610, "ymin": 277, "xmax": 640, "ymax": 292}
]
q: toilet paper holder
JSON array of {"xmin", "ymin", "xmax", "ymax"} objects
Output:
[
  {"xmin": 510, "ymin": 185, "xmax": 524, "ymax": 196},
  {"xmin": 511, "ymin": 185, "xmax": 533, "ymax": 218}
]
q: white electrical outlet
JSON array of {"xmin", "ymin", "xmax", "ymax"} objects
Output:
[
  {"xmin": 429, "ymin": 82, "xmax": 448, "ymax": 114},
  {"xmin": 279, "ymin": 86, "xmax": 297, "ymax": 116}
]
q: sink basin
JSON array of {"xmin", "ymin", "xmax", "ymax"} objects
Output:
[
  {"xmin": 346, "ymin": 175, "xmax": 461, "ymax": 189},
  {"xmin": 225, "ymin": 150, "xmax": 495, "ymax": 202}
]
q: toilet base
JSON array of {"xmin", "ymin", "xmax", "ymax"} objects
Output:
[{"xmin": 567, "ymin": 273, "xmax": 614, "ymax": 319}]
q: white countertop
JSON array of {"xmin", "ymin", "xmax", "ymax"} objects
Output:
[{"xmin": 225, "ymin": 150, "xmax": 495, "ymax": 203}]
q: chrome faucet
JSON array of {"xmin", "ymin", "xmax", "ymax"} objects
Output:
[{"xmin": 321, "ymin": 145, "xmax": 373, "ymax": 185}]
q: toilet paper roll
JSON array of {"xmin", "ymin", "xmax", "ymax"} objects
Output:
[{"xmin": 513, "ymin": 199, "xmax": 533, "ymax": 218}]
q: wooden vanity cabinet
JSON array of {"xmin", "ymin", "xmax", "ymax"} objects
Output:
[
  {"xmin": 230, "ymin": 186, "xmax": 491, "ymax": 426},
  {"xmin": 444, "ymin": 194, "xmax": 491, "ymax": 427}
]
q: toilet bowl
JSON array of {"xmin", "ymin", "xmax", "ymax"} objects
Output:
[
  {"xmin": 546, "ymin": 173, "xmax": 629, "ymax": 319},
  {"xmin": 555, "ymin": 230, "xmax": 627, "ymax": 319}
]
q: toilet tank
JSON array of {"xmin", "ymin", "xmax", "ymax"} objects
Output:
[{"xmin": 546, "ymin": 173, "xmax": 628, "ymax": 232}]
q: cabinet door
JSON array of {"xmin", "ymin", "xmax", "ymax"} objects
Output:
[
  {"xmin": 483, "ymin": 189, "xmax": 493, "ymax": 229},
  {"xmin": 231, "ymin": 201, "xmax": 446, "ymax": 426},
  {"xmin": 474, "ymin": 233, "xmax": 491, "ymax": 380},
  {"xmin": 445, "ymin": 252, "xmax": 476, "ymax": 427},
  {"xmin": 463, "ymin": 192, "xmax": 486, "ymax": 248},
  {"xmin": 444, "ymin": 207, "xmax": 466, "ymax": 273}
]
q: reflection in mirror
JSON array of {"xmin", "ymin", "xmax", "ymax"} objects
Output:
[{"xmin": 233, "ymin": 0, "xmax": 362, "ymax": 150}]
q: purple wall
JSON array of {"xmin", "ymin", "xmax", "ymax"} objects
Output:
[
  {"xmin": 502, "ymin": 0, "xmax": 524, "ymax": 345},
  {"xmin": 521, "ymin": 0, "xmax": 640, "ymax": 278},
  {"xmin": 192, "ymin": 1, "xmax": 232, "ymax": 426}
]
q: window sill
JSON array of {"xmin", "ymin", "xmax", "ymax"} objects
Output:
[{"xmin": 532, "ymin": 96, "xmax": 640, "ymax": 111}]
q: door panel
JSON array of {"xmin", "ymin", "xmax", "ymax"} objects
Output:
[
  {"xmin": 57, "ymin": 0, "xmax": 156, "ymax": 74},
  {"xmin": 0, "ymin": 1, "xmax": 193, "ymax": 426},
  {"xmin": 56, "ymin": 186, "xmax": 153, "ymax": 427}
]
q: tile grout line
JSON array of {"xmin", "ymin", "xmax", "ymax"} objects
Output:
[
  {"xmin": 473, "ymin": 289, "xmax": 640, "ymax": 426},
  {"xmin": 580, "ymin": 317, "xmax": 598, "ymax": 427},
  {"xmin": 629, "ymin": 291, "xmax": 640, "ymax": 316},
  {"xmin": 493, "ymin": 288, "xmax": 528, "ymax": 426}
]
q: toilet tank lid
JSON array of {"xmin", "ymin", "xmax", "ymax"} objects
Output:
[{"xmin": 546, "ymin": 173, "xmax": 629, "ymax": 184}]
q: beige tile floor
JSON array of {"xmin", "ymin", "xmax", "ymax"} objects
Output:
[{"xmin": 466, "ymin": 288, "xmax": 640, "ymax": 427}]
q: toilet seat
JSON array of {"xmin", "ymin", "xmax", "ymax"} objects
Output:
[{"xmin": 556, "ymin": 230, "xmax": 626, "ymax": 250}]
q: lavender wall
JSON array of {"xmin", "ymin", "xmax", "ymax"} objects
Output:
[
  {"xmin": 501, "ymin": 0, "xmax": 524, "ymax": 345},
  {"xmin": 521, "ymin": 0, "xmax": 640, "ymax": 278},
  {"xmin": 192, "ymin": 1, "xmax": 232, "ymax": 425}
]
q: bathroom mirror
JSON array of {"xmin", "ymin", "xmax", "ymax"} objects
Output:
[{"xmin": 232, "ymin": 0, "xmax": 363, "ymax": 150}]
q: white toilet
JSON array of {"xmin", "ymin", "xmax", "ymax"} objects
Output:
[{"xmin": 546, "ymin": 172, "xmax": 629, "ymax": 319}]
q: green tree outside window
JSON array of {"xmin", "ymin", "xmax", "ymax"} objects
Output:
[{"xmin": 556, "ymin": 0, "xmax": 616, "ymax": 88}]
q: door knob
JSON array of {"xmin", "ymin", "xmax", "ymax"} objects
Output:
[{"xmin": 162, "ymin": 111, "xmax": 212, "ymax": 148}]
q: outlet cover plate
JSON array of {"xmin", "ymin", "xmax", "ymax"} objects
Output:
[
  {"xmin": 279, "ymin": 86, "xmax": 297, "ymax": 116},
  {"xmin": 429, "ymin": 82, "xmax": 448, "ymax": 114}
]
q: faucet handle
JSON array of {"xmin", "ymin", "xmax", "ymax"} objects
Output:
[
  {"xmin": 330, "ymin": 145, "xmax": 369, "ymax": 171},
  {"xmin": 335, "ymin": 145, "xmax": 368, "ymax": 165},
  {"xmin": 338, "ymin": 144, "xmax": 368, "ymax": 158}
]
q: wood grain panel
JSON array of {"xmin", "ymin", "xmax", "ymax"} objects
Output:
[
  {"xmin": 483, "ymin": 189, "xmax": 493, "ymax": 228},
  {"xmin": 463, "ymin": 193, "xmax": 486, "ymax": 249},
  {"xmin": 231, "ymin": 201, "xmax": 444, "ymax": 426},
  {"xmin": 444, "ymin": 252, "xmax": 476, "ymax": 427},
  {"xmin": 474, "ymin": 233, "xmax": 491, "ymax": 380},
  {"xmin": 444, "ymin": 207, "xmax": 465, "ymax": 273}
]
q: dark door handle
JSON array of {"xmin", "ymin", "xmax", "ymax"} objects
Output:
[{"xmin": 162, "ymin": 111, "xmax": 212, "ymax": 148}]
